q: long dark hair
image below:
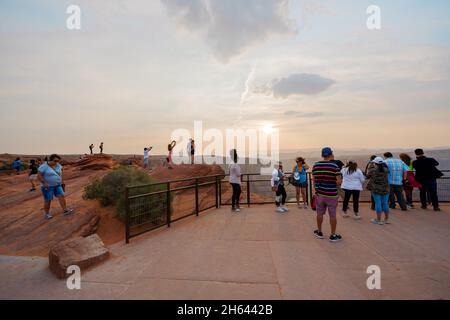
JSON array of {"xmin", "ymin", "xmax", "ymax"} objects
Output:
[
  {"xmin": 346, "ymin": 161, "xmax": 358, "ymax": 175},
  {"xmin": 399, "ymin": 153, "xmax": 411, "ymax": 166},
  {"xmin": 230, "ymin": 149, "xmax": 238, "ymax": 164}
]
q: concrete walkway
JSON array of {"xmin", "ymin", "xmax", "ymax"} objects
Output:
[{"xmin": 1, "ymin": 204, "xmax": 449, "ymax": 299}]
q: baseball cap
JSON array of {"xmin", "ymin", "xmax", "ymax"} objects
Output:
[
  {"xmin": 372, "ymin": 156, "xmax": 385, "ymax": 164},
  {"xmin": 321, "ymin": 147, "xmax": 333, "ymax": 157}
]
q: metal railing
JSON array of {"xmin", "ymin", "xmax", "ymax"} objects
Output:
[{"xmin": 125, "ymin": 169, "xmax": 450, "ymax": 243}]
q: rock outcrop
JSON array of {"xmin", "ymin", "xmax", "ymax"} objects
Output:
[{"xmin": 49, "ymin": 234, "xmax": 110, "ymax": 279}]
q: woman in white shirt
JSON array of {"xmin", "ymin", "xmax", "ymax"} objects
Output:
[
  {"xmin": 341, "ymin": 161, "xmax": 365, "ymax": 219},
  {"xmin": 229, "ymin": 149, "xmax": 242, "ymax": 212}
]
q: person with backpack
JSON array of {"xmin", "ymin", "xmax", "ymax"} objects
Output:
[
  {"xmin": 341, "ymin": 160, "xmax": 365, "ymax": 219},
  {"xmin": 366, "ymin": 157, "xmax": 390, "ymax": 225},
  {"xmin": 412, "ymin": 149, "xmax": 442, "ymax": 211},
  {"xmin": 271, "ymin": 162, "xmax": 288, "ymax": 213},
  {"xmin": 291, "ymin": 157, "xmax": 309, "ymax": 209},
  {"xmin": 37, "ymin": 154, "xmax": 74, "ymax": 220}
]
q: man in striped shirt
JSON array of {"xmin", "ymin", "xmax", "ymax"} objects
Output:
[{"xmin": 312, "ymin": 147, "xmax": 343, "ymax": 242}]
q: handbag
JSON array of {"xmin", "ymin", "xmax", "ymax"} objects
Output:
[{"xmin": 406, "ymin": 171, "xmax": 421, "ymax": 188}]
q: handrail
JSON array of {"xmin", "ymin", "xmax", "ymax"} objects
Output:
[{"xmin": 125, "ymin": 168, "xmax": 450, "ymax": 243}]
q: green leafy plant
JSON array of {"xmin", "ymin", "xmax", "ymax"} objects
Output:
[{"xmin": 84, "ymin": 166, "xmax": 167, "ymax": 222}]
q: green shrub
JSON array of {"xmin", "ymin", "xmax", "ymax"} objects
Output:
[{"xmin": 84, "ymin": 166, "xmax": 166, "ymax": 221}]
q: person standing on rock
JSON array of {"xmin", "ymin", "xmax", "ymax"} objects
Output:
[
  {"xmin": 12, "ymin": 157, "xmax": 21, "ymax": 175},
  {"xmin": 37, "ymin": 154, "xmax": 74, "ymax": 220},
  {"xmin": 89, "ymin": 144, "xmax": 94, "ymax": 155},
  {"xmin": 168, "ymin": 141, "xmax": 176, "ymax": 169},
  {"xmin": 186, "ymin": 139, "xmax": 196, "ymax": 164},
  {"xmin": 29, "ymin": 159, "xmax": 39, "ymax": 192},
  {"xmin": 143, "ymin": 146, "xmax": 152, "ymax": 169},
  {"xmin": 229, "ymin": 149, "xmax": 242, "ymax": 212},
  {"xmin": 99, "ymin": 142, "xmax": 104, "ymax": 154}
]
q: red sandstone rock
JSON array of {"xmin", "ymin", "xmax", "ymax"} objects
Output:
[{"xmin": 49, "ymin": 234, "xmax": 110, "ymax": 279}]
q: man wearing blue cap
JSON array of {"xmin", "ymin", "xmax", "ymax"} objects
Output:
[{"xmin": 312, "ymin": 147, "xmax": 343, "ymax": 242}]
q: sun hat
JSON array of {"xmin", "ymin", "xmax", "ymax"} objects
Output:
[{"xmin": 372, "ymin": 156, "xmax": 385, "ymax": 164}]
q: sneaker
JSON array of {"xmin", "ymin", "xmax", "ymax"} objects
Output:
[
  {"xmin": 235, "ymin": 208, "xmax": 241, "ymax": 213},
  {"xmin": 282, "ymin": 206, "xmax": 289, "ymax": 212},
  {"xmin": 353, "ymin": 213, "xmax": 361, "ymax": 220},
  {"xmin": 342, "ymin": 211, "xmax": 350, "ymax": 218},
  {"xmin": 329, "ymin": 234, "xmax": 342, "ymax": 242},
  {"xmin": 29, "ymin": 188, "xmax": 36, "ymax": 192},
  {"xmin": 276, "ymin": 207, "xmax": 285, "ymax": 213},
  {"xmin": 63, "ymin": 208, "xmax": 74, "ymax": 216},
  {"xmin": 383, "ymin": 220, "xmax": 390, "ymax": 224},
  {"xmin": 303, "ymin": 204, "xmax": 308, "ymax": 209},
  {"xmin": 314, "ymin": 230, "xmax": 324, "ymax": 239},
  {"xmin": 421, "ymin": 205, "xmax": 427, "ymax": 210},
  {"xmin": 371, "ymin": 219, "xmax": 384, "ymax": 225},
  {"xmin": 433, "ymin": 207, "xmax": 441, "ymax": 212},
  {"xmin": 44, "ymin": 213, "xmax": 53, "ymax": 220},
  {"xmin": 406, "ymin": 205, "xmax": 413, "ymax": 209}
]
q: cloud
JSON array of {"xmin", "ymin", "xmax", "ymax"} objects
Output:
[
  {"xmin": 161, "ymin": 0, "xmax": 295, "ymax": 62},
  {"xmin": 255, "ymin": 73, "xmax": 336, "ymax": 98}
]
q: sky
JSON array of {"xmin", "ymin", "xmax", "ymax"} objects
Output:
[{"xmin": 0, "ymin": 0, "xmax": 449, "ymax": 155}]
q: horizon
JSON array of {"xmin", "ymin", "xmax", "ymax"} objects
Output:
[{"xmin": 1, "ymin": 1, "xmax": 450, "ymax": 154}]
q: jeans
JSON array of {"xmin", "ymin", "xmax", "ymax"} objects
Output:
[
  {"xmin": 342, "ymin": 189, "xmax": 360, "ymax": 213},
  {"xmin": 372, "ymin": 192, "xmax": 390, "ymax": 214},
  {"xmin": 403, "ymin": 185, "xmax": 414, "ymax": 206},
  {"xmin": 419, "ymin": 180, "xmax": 439, "ymax": 209},
  {"xmin": 275, "ymin": 184, "xmax": 287, "ymax": 206},
  {"xmin": 389, "ymin": 184, "xmax": 407, "ymax": 210},
  {"xmin": 231, "ymin": 183, "xmax": 241, "ymax": 208}
]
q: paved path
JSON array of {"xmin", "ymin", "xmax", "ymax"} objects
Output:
[{"xmin": 1, "ymin": 204, "xmax": 449, "ymax": 299}]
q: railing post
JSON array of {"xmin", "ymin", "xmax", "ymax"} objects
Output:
[
  {"xmin": 166, "ymin": 182, "xmax": 171, "ymax": 228},
  {"xmin": 195, "ymin": 178, "xmax": 199, "ymax": 216},
  {"xmin": 246, "ymin": 174, "xmax": 250, "ymax": 207},
  {"xmin": 215, "ymin": 176, "xmax": 219, "ymax": 209},
  {"xmin": 219, "ymin": 176, "xmax": 222, "ymax": 206},
  {"xmin": 308, "ymin": 172, "xmax": 313, "ymax": 205},
  {"xmin": 125, "ymin": 187, "xmax": 130, "ymax": 244}
]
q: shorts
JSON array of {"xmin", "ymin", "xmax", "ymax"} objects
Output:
[
  {"xmin": 316, "ymin": 195, "xmax": 338, "ymax": 218},
  {"xmin": 41, "ymin": 185, "xmax": 65, "ymax": 202},
  {"xmin": 293, "ymin": 181, "xmax": 308, "ymax": 188},
  {"xmin": 143, "ymin": 158, "xmax": 149, "ymax": 166},
  {"xmin": 29, "ymin": 174, "xmax": 38, "ymax": 180}
]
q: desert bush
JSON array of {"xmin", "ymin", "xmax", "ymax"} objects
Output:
[{"xmin": 84, "ymin": 166, "xmax": 167, "ymax": 221}]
